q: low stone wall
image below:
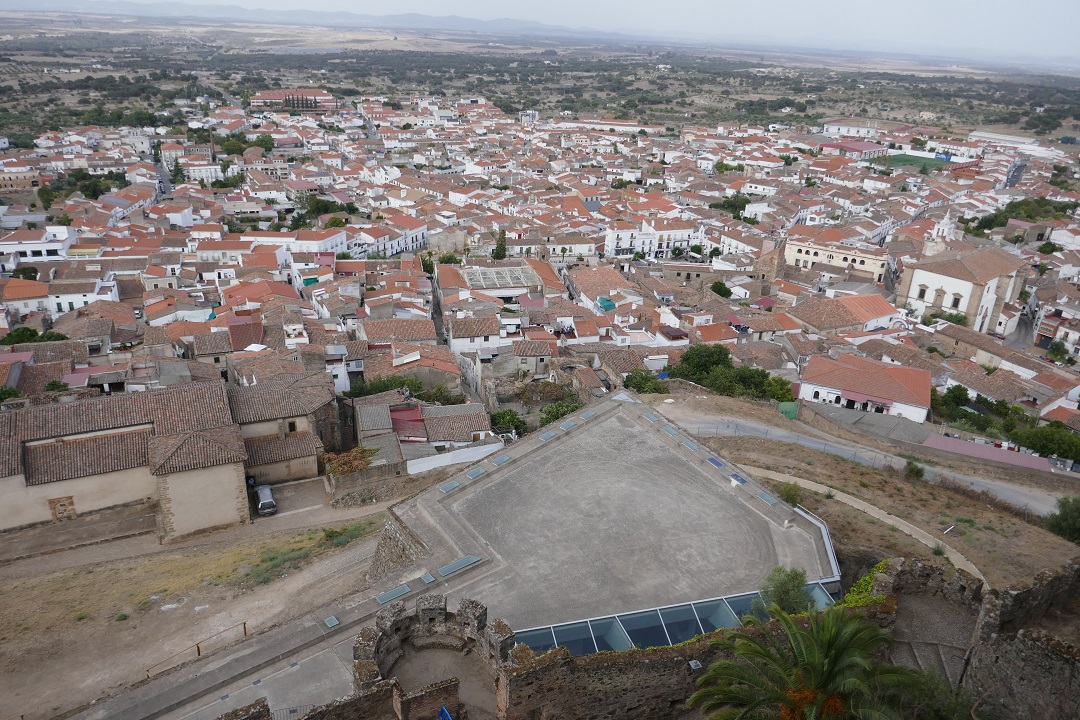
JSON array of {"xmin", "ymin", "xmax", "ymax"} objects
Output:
[
  {"xmin": 886, "ymin": 557, "xmax": 985, "ymax": 613},
  {"xmin": 368, "ymin": 508, "xmax": 429, "ymax": 582},
  {"xmin": 499, "ymin": 642, "xmax": 714, "ymax": 720},
  {"xmin": 331, "ymin": 470, "xmax": 410, "ymax": 505}
]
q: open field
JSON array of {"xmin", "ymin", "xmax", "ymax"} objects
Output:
[
  {"xmin": 711, "ymin": 436, "xmax": 1078, "ymax": 591},
  {"xmin": 0, "ymin": 515, "xmax": 382, "ymax": 720},
  {"xmin": 2, "ymin": 11, "xmax": 1078, "ymax": 143}
]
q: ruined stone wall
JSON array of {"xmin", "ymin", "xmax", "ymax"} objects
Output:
[
  {"xmin": 498, "ymin": 643, "xmax": 717, "ymax": 720},
  {"xmin": 368, "ymin": 508, "xmax": 429, "ymax": 582},
  {"xmin": 216, "ymin": 700, "xmax": 271, "ymax": 720},
  {"xmin": 297, "ymin": 682, "xmax": 396, "ymax": 720},
  {"xmin": 886, "ymin": 558, "xmax": 985, "ymax": 612},
  {"xmin": 975, "ymin": 559, "xmax": 1080, "ymax": 640},
  {"xmin": 394, "ymin": 678, "xmax": 460, "ymax": 720},
  {"xmin": 964, "ymin": 629, "xmax": 1080, "ymax": 720}
]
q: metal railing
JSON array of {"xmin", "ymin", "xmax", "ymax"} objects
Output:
[{"xmin": 144, "ymin": 621, "xmax": 248, "ymax": 678}]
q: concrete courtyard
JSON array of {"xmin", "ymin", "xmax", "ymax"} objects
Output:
[{"xmin": 395, "ymin": 397, "xmax": 831, "ymax": 629}]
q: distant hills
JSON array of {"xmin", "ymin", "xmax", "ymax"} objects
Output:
[{"xmin": 5, "ymin": 0, "xmax": 628, "ymax": 41}]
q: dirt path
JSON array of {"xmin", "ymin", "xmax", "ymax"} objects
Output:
[{"xmin": 0, "ymin": 506, "xmax": 388, "ymax": 720}]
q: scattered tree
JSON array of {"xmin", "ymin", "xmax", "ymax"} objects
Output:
[
  {"xmin": 490, "ymin": 408, "xmax": 527, "ymax": 436},
  {"xmin": 345, "ymin": 375, "xmax": 422, "ymax": 398},
  {"xmin": 750, "ymin": 565, "xmax": 813, "ymax": 617},
  {"xmin": 44, "ymin": 380, "xmax": 70, "ymax": 392},
  {"xmin": 1044, "ymin": 495, "xmax": 1080, "ymax": 544},
  {"xmin": 710, "ymin": 280, "xmax": 732, "ymax": 298},
  {"xmin": 325, "ymin": 217, "xmax": 347, "ymax": 229},
  {"xmin": 688, "ymin": 604, "xmax": 920, "ymax": 720},
  {"xmin": 623, "ymin": 369, "xmax": 668, "ymax": 394},
  {"xmin": 493, "ymin": 229, "xmax": 508, "ymax": 260},
  {"xmin": 540, "ymin": 400, "xmax": 583, "ymax": 426},
  {"xmin": 10, "ymin": 266, "xmax": 39, "ymax": 281}
]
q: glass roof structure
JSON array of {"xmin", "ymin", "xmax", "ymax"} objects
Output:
[{"xmin": 514, "ymin": 582, "xmax": 841, "ymax": 657}]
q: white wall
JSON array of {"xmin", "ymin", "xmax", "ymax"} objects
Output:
[
  {"xmin": 405, "ymin": 441, "xmax": 504, "ymax": 474},
  {"xmin": 799, "ymin": 381, "xmax": 928, "ymax": 423},
  {"xmin": 0, "ymin": 467, "xmax": 157, "ymax": 531}
]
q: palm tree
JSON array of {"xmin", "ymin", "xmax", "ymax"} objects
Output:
[{"xmin": 688, "ymin": 604, "xmax": 918, "ymax": 720}]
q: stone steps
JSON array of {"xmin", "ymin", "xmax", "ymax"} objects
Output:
[{"xmin": 912, "ymin": 641, "xmax": 950, "ymax": 680}]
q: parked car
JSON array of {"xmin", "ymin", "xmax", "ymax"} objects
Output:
[{"xmin": 253, "ymin": 485, "xmax": 277, "ymax": 516}]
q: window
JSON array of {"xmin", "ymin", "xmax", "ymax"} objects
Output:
[
  {"xmin": 952, "ymin": 296, "xmax": 961, "ymax": 309},
  {"xmin": 287, "ymin": 420, "xmax": 297, "ymax": 433},
  {"xmin": 213, "ymin": 356, "xmax": 220, "ymax": 364},
  {"xmin": 917, "ymin": 288, "xmax": 926, "ymax": 300}
]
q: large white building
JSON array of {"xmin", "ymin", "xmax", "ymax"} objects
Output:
[
  {"xmin": 799, "ymin": 354, "xmax": 931, "ymax": 423},
  {"xmin": 896, "ymin": 245, "xmax": 1026, "ymax": 333}
]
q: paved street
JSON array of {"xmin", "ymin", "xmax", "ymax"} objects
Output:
[{"xmin": 1004, "ymin": 313, "xmax": 1034, "ymax": 350}]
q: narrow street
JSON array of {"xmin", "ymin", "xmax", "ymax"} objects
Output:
[{"xmin": 658, "ymin": 401, "xmax": 1063, "ymax": 515}]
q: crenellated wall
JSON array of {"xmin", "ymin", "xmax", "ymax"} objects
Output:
[{"xmin": 217, "ymin": 558, "xmax": 1080, "ymax": 720}]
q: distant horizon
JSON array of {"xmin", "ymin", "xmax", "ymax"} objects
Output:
[{"xmin": 69, "ymin": 0, "xmax": 1079, "ymax": 68}]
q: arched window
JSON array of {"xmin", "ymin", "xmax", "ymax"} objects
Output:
[{"xmin": 813, "ymin": 390, "xmax": 820, "ymax": 400}]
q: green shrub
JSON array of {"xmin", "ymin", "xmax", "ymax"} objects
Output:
[
  {"xmin": 838, "ymin": 560, "xmax": 889, "ymax": 608},
  {"xmin": 623, "ymin": 369, "xmax": 668, "ymax": 394},
  {"xmin": 540, "ymin": 401, "xmax": 583, "ymax": 426},
  {"xmin": 1045, "ymin": 495, "xmax": 1080, "ymax": 544},
  {"xmin": 778, "ymin": 482, "xmax": 802, "ymax": 506},
  {"xmin": 115, "ymin": 613, "xmax": 128, "ymax": 622}
]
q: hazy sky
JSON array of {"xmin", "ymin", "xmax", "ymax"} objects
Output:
[{"xmin": 118, "ymin": 0, "xmax": 1080, "ymax": 63}]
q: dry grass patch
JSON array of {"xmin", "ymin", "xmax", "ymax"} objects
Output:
[
  {"xmin": 0, "ymin": 515, "xmax": 382, "ymax": 641},
  {"xmin": 711, "ymin": 437, "xmax": 1076, "ymax": 589}
]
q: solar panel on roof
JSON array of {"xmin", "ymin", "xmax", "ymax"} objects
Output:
[
  {"xmin": 661, "ymin": 425, "xmax": 679, "ymax": 436},
  {"xmin": 759, "ymin": 491, "xmax": 778, "ymax": 506},
  {"xmin": 730, "ymin": 472, "xmax": 747, "ymax": 484},
  {"xmin": 580, "ymin": 410, "xmax": 596, "ymax": 419},
  {"xmin": 539, "ymin": 431, "xmax": 557, "ymax": 442},
  {"xmin": 375, "ymin": 584, "xmax": 410, "ymax": 604},
  {"xmin": 439, "ymin": 480, "xmax": 460, "ymax": 493},
  {"xmin": 643, "ymin": 413, "xmax": 660, "ymax": 423},
  {"xmin": 559, "ymin": 420, "xmax": 577, "ymax": 430},
  {"xmin": 682, "ymin": 440, "xmax": 699, "ymax": 451},
  {"xmin": 491, "ymin": 454, "xmax": 511, "ymax": 466},
  {"xmin": 707, "ymin": 457, "xmax": 726, "ymax": 468},
  {"xmin": 465, "ymin": 467, "xmax": 486, "ymax": 480},
  {"xmin": 438, "ymin": 555, "xmax": 481, "ymax": 577}
]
